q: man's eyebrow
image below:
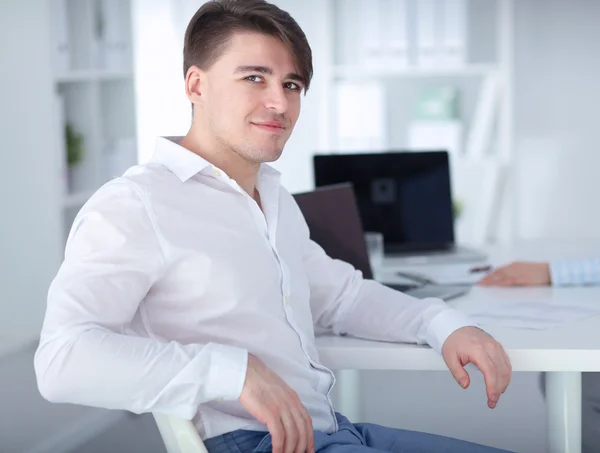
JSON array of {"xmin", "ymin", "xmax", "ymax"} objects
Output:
[
  {"xmin": 234, "ymin": 65, "xmax": 305, "ymax": 85},
  {"xmin": 234, "ymin": 65, "xmax": 273, "ymax": 75}
]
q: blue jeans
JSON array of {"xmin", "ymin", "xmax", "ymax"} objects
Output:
[{"xmin": 204, "ymin": 413, "xmax": 515, "ymax": 453}]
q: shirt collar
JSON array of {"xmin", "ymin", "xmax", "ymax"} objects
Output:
[
  {"xmin": 151, "ymin": 136, "xmax": 282, "ymax": 186},
  {"xmin": 151, "ymin": 136, "xmax": 212, "ymax": 182}
]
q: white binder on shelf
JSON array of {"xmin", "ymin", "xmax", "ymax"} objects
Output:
[
  {"xmin": 99, "ymin": 0, "xmax": 129, "ymax": 71},
  {"xmin": 335, "ymin": 82, "xmax": 387, "ymax": 152},
  {"xmin": 439, "ymin": 0, "xmax": 467, "ymax": 67},
  {"xmin": 380, "ymin": 0, "xmax": 409, "ymax": 67},
  {"xmin": 465, "ymin": 75, "xmax": 500, "ymax": 158},
  {"xmin": 415, "ymin": 0, "xmax": 440, "ymax": 68},
  {"xmin": 50, "ymin": 0, "xmax": 70, "ymax": 74},
  {"xmin": 408, "ymin": 121, "xmax": 463, "ymax": 156},
  {"xmin": 357, "ymin": 0, "xmax": 384, "ymax": 67}
]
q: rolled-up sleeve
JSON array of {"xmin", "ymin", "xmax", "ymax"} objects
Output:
[{"xmin": 34, "ymin": 180, "xmax": 247, "ymax": 419}]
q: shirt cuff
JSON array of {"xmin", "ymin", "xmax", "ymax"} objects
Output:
[
  {"xmin": 550, "ymin": 261, "xmax": 567, "ymax": 286},
  {"xmin": 202, "ymin": 343, "xmax": 248, "ymax": 402},
  {"xmin": 425, "ymin": 309, "xmax": 478, "ymax": 354}
]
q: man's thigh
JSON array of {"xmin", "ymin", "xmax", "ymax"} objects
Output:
[{"xmin": 353, "ymin": 422, "xmax": 514, "ymax": 453}]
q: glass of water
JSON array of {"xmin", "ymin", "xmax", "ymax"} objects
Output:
[{"xmin": 364, "ymin": 231, "xmax": 384, "ymax": 275}]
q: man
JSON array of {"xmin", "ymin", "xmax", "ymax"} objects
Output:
[
  {"xmin": 479, "ymin": 258, "xmax": 600, "ymax": 453},
  {"xmin": 34, "ymin": 1, "xmax": 513, "ymax": 452}
]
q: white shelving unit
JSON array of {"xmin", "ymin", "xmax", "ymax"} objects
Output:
[
  {"xmin": 50, "ymin": 0, "xmax": 138, "ymax": 239},
  {"xmin": 56, "ymin": 69, "xmax": 134, "ymax": 83},
  {"xmin": 318, "ymin": 0, "xmax": 515, "ymax": 245},
  {"xmin": 331, "ymin": 63, "xmax": 501, "ymax": 80}
]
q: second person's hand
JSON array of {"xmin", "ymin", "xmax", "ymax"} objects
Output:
[{"xmin": 477, "ymin": 261, "xmax": 551, "ymax": 287}]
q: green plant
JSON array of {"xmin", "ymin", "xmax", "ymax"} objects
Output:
[
  {"xmin": 452, "ymin": 199, "xmax": 464, "ymax": 220},
  {"xmin": 65, "ymin": 123, "xmax": 84, "ymax": 169}
]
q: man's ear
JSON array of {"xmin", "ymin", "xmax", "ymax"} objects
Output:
[{"xmin": 185, "ymin": 65, "xmax": 204, "ymax": 106}]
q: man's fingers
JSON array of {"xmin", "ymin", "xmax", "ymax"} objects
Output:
[
  {"xmin": 268, "ymin": 417, "xmax": 285, "ymax": 453},
  {"xmin": 289, "ymin": 406, "xmax": 307, "ymax": 453},
  {"xmin": 445, "ymin": 353, "xmax": 471, "ymax": 389},
  {"xmin": 480, "ymin": 274, "xmax": 514, "ymax": 287},
  {"xmin": 473, "ymin": 351, "xmax": 500, "ymax": 407},
  {"xmin": 494, "ymin": 348, "xmax": 512, "ymax": 395},
  {"xmin": 301, "ymin": 408, "xmax": 315, "ymax": 453},
  {"xmin": 281, "ymin": 411, "xmax": 298, "ymax": 453},
  {"xmin": 478, "ymin": 271, "xmax": 506, "ymax": 286}
]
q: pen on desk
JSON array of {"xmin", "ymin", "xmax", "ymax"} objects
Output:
[
  {"xmin": 470, "ymin": 265, "xmax": 493, "ymax": 274},
  {"xmin": 394, "ymin": 271, "xmax": 435, "ymax": 285}
]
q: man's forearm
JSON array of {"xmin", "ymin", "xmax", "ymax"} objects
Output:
[{"xmin": 330, "ymin": 279, "xmax": 475, "ymax": 353}]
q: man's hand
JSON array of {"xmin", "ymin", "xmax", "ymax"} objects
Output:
[
  {"xmin": 477, "ymin": 261, "xmax": 551, "ymax": 287},
  {"xmin": 239, "ymin": 354, "xmax": 315, "ymax": 453},
  {"xmin": 442, "ymin": 327, "xmax": 512, "ymax": 409}
]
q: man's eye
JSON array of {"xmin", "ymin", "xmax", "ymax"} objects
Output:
[
  {"xmin": 246, "ymin": 75, "xmax": 262, "ymax": 83},
  {"xmin": 284, "ymin": 82, "xmax": 302, "ymax": 91}
]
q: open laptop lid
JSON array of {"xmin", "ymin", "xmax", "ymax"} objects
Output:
[
  {"xmin": 293, "ymin": 183, "xmax": 374, "ymax": 280},
  {"xmin": 313, "ymin": 151, "xmax": 455, "ymax": 254}
]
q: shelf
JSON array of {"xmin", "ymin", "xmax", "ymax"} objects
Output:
[
  {"xmin": 63, "ymin": 190, "xmax": 95, "ymax": 209},
  {"xmin": 450, "ymin": 154, "xmax": 509, "ymax": 164},
  {"xmin": 331, "ymin": 64, "xmax": 501, "ymax": 80},
  {"xmin": 56, "ymin": 69, "xmax": 133, "ymax": 83}
]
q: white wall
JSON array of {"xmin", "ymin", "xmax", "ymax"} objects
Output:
[
  {"xmin": 131, "ymin": 0, "xmax": 192, "ymax": 164},
  {"xmin": 514, "ymin": 0, "xmax": 600, "ymax": 241},
  {"xmin": 0, "ymin": 1, "xmax": 63, "ymax": 339}
]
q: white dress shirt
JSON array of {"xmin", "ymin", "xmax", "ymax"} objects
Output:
[{"xmin": 34, "ymin": 137, "xmax": 475, "ymax": 439}]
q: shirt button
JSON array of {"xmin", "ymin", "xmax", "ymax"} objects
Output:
[
  {"xmin": 285, "ymin": 297, "xmax": 289, "ymax": 305},
  {"xmin": 214, "ymin": 169, "xmax": 222, "ymax": 177}
]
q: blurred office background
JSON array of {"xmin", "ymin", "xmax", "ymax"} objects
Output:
[{"xmin": 1, "ymin": 0, "xmax": 598, "ymax": 452}]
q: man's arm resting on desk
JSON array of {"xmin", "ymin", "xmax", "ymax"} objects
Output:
[
  {"xmin": 302, "ymin": 239, "xmax": 511, "ymax": 408},
  {"xmin": 34, "ymin": 181, "xmax": 247, "ymax": 419},
  {"xmin": 302, "ymin": 235, "xmax": 471, "ymax": 352}
]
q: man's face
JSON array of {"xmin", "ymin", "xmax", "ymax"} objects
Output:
[{"xmin": 198, "ymin": 32, "xmax": 304, "ymax": 164}]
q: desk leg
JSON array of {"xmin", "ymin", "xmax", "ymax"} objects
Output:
[
  {"xmin": 546, "ymin": 372, "xmax": 582, "ymax": 453},
  {"xmin": 334, "ymin": 370, "xmax": 363, "ymax": 422}
]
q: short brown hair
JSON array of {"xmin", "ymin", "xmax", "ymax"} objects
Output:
[{"xmin": 183, "ymin": 0, "xmax": 313, "ymax": 91}]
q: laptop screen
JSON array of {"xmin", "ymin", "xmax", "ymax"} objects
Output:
[
  {"xmin": 293, "ymin": 183, "xmax": 374, "ymax": 280},
  {"xmin": 313, "ymin": 151, "xmax": 455, "ymax": 253}
]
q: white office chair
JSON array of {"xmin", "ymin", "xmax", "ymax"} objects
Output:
[{"xmin": 153, "ymin": 413, "xmax": 209, "ymax": 453}]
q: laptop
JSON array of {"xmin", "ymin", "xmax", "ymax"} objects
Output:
[
  {"xmin": 313, "ymin": 151, "xmax": 487, "ymax": 264},
  {"xmin": 293, "ymin": 183, "xmax": 470, "ymax": 301}
]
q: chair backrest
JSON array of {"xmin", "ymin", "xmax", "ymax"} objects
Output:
[{"xmin": 153, "ymin": 413, "xmax": 209, "ymax": 453}]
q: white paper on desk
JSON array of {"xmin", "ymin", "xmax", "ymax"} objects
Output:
[{"xmin": 469, "ymin": 301, "xmax": 600, "ymax": 330}]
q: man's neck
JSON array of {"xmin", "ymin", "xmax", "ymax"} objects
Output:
[{"xmin": 180, "ymin": 129, "xmax": 260, "ymax": 199}]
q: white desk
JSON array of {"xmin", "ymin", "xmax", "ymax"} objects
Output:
[{"xmin": 316, "ymin": 242, "xmax": 600, "ymax": 453}]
